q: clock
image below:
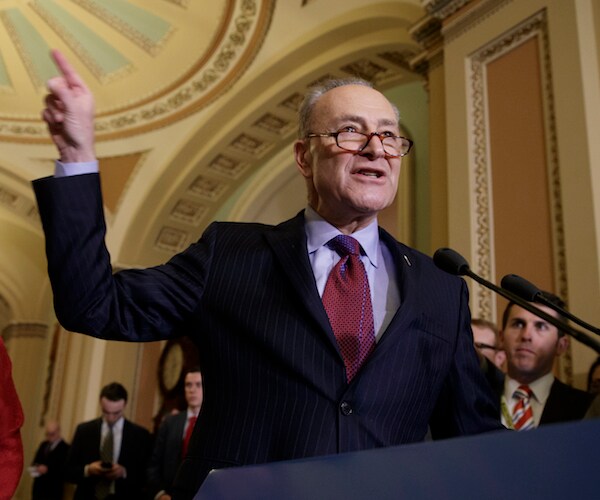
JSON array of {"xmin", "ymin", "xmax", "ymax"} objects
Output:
[
  {"xmin": 159, "ymin": 340, "xmax": 184, "ymax": 394},
  {"xmin": 154, "ymin": 337, "xmax": 200, "ymax": 432}
]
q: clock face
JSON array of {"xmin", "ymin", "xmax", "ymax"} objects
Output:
[{"xmin": 161, "ymin": 342, "xmax": 184, "ymax": 393}]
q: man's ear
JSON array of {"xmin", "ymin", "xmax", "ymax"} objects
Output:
[
  {"xmin": 294, "ymin": 139, "xmax": 312, "ymax": 178},
  {"xmin": 556, "ymin": 334, "xmax": 570, "ymax": 356}
]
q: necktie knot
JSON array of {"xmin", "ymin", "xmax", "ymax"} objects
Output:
[
  {"xmin": 328, "ymin": 235, "xmax": 361, "ymax": 257},
  {"xmin": 513, "ymin": 385, "xmax": 533, "ymax": 401},
  {"xmin": 511, "ymin": 384, "xmax": 534, "ymax": 431}
]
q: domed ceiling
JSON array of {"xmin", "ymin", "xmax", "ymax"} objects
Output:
[
  {"xmin": 0, "ymin": 0, "xmax": 426, "ymax": 324},
  {"xmin": 0, "ymin": 0, "xmax": 273, "ymax": 141}
]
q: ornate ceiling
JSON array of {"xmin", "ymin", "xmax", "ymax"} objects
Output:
[
  {"xmin": 0, "ymin": 0, "xmax": 425, "ymax": 325},
  {"xmin": 0, "ymin": 0, "xmax": 272, "ymax": 139}
]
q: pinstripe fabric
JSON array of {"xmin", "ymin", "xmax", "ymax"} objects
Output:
[{"xmin": 34, "ymin": 174, "xmax": 503, "ymax": 499}]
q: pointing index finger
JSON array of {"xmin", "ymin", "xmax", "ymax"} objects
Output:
[{"xmin": 50, "ymin": 49, "xmax": 85, "ymax": 89}]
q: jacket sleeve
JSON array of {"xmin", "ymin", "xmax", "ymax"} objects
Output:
[
  {"xmin": 33, "ymin": 173, "xmax": 216, "ymax": 343},
  {"xmin": 428, "ymin": 280, "xmax": 505, "ymax": 438}
]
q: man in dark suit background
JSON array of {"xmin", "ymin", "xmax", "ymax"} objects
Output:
[
  {"xmin": 66, "ymin": 382, "xmax": 152, "ymax": 499},
  {"xmin": 147, "ymin": 368, "xmax": 203, "ymax": 500},
  {"xmin": 31, "ymin": 420, "xmax": 70, "ymax": 500},
  {"xmin": 498, "ymin": 292, "xmax": 594, "ymax": 428},
  {"xmin": 35, "ymin": 50, "xmax": 503, "ymax": 499}
]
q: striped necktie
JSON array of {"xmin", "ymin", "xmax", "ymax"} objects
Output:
[
  {"xmin": 95, "ymin": 424, "xmax": 114, "ymax": 499},
  {"xmin": 512, "ymin": 385, "xmax": 534, "ymax": 430}
]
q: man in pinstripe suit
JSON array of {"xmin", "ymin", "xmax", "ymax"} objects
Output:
[{"xmin": 34, "ymin": 50, "xmax": 503, "ymax": 499}]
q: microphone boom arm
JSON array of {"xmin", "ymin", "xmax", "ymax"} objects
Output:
[{"xmin": 464, "ymin": 268, "xmax": 600, "ymax": 354}]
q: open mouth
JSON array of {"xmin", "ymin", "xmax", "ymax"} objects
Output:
[{"xmin": 356, "ymin": 169, "xmax": 382, "ymax": 178}]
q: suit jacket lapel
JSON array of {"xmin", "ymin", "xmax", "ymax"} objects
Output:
[
  {"xmin": 374, "ymin": 229, "xmax": 416, "ymax": 349},
  {"xmin": 264, "ymin": 211, "xmax": 340, "ymax": 353}
]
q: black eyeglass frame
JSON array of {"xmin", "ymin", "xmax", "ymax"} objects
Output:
[
  {"xmin": 305, "ymin": 131, "xmax": 414, "ymax": 157},
  {"xmin": 474, "ymin": 342, "xmax": 499, "ymax": 352}
]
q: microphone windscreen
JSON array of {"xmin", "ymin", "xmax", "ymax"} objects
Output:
[
  {"xmin": 433, "ymin": 248, "xmax": 470, "ymax": 276},
  {"xmin": 500, "ymin": 274, "xmax": 540, "ymax": 301}
]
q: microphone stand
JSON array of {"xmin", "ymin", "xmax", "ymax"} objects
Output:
[
  {"xmin": 434, "ymin": 248, "xmax": 600, "ymax": 354},
  {"xmin": 501, "ymin": 274, "xmax": 600, "ymax": 336}
]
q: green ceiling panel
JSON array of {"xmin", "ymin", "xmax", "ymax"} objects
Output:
[
  {"xmin": 34, "ymin": 0, "xmax": 131, "ymax": 81},
  {"xmin": 76, "ymin": 0, "xmax": 173, "ymax": 46},
  {"xmin": 1, "ymin": 9, "xmax": 55, "ymax": 88}
]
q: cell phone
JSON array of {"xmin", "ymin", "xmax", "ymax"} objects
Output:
[{"xmin": 100, "ymin": 461, "xmax": 112, "ymax": 469}]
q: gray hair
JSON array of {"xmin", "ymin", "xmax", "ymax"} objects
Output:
[{"xmin": 297, "ymin": 77, "xmax": 400, "ymax": 138}]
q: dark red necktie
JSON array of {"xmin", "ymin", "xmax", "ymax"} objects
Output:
[
  {"xmin": 322, "ymin": 235, "xmax": 375, "ymax": 382},
  {"xmin": 182, "ymin": 415, "xmax": 197, "ymax": 458}
]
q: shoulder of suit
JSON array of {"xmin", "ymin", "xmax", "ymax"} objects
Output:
[
  {"xmin": 162, "ymin": 411, "xmax": 187, "ymax": 427},
  {"xmin": 123, "ymin": 418, "xmax": 151, "ymax": 435},
  {"xmin": 77, "ymin": 417, "xmax": 103, "ymax": 430},
  {"xmin": 551, "ymin": 378, "xmax": 595, "ymax": 402},
  {"xmin": 378, "ymin": 228, "xmax": 453, "ymax": 273}
]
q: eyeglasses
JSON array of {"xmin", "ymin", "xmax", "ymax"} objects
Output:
[
  {"xmin": 306, "ymin": 131, "xmax": 413, "ymax": 157},
  {"xmin": 474, "ymin": 342, "xmax": 498, "ymax": 352}
]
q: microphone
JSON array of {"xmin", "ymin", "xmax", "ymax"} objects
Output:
[
  {"xmin": 433, "ymin": 248, "xmax": 600, "ymax": 353},
  {"xmin": 501, "ymin": 274, "xmax": 600, "ymax": 336}
]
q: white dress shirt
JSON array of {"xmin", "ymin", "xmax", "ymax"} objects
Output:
[
  {"xmin": 304, "ymin": 206, "xmax": 400, "ymax": 341},
  {"xmin": 501, "ymin": 372, "xmax": 555, "ymax": 428}
]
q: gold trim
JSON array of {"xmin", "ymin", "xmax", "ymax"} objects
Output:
[{"xmin": 468, "ymin": 10, "xmax": 570, "ymax": 380}]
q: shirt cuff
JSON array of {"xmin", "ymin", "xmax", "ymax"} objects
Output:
[{"xmin": 55, "ymin": 160, "xmax": 99, "ymax": 178}]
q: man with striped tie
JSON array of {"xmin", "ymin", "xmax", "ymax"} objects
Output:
[{"xmin": 498, "ymin": 291, "xmax": 593, "ymax": 429}]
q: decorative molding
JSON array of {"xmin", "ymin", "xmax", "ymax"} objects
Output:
[
  {"xmin": 187, "ymin": 175, "xmax": 228, "ymax": 201},
  {"xmin": 207, "ymin": 154, "xmax": 250, "ymax": 179},
  {"xmin": 423, "ymin": 0, "xmax": 472, "ymax": 19},
  {"xmin": 408, "ymin": 14, "xmax": 443, "ymax": 81},
  {"xmin": 0, "ymin": 0, "xmax": 276, "ymax": 142},
  {"xmin": 469, "ymin": 13, "xmax": 546, "ymax": 318},
  {"xmin": 155, "ymin": 226, "xmax": 189, "ymax": 253},
  {"xmin": 468, "ymin": 9, "xmax": 568, "ymax": 376},
  {"xmin": 2, "ymin": 322, "xmax": 48, "ymax": 341},
  {"xmin": 0, "ymin": 9, "xmax": 48, "ymax": 89},
  {"xmin": 93, "ymin": 0, "xmax": 273, "ymax": 138},
  {"xmin": 170, "ymin": 199, "xmax": 209, "ymax": 226},
  {"xmin": 31, "ymin": 0, "xmax": 134, "ymax": 84},
  {"xmin": 72, "ymin": 0, "xmax": 175, "ymax": 56},
  {"xmin": 253, "ymin": 113, "xmax": 294, "ymax": 136},
  {"xmin": 164, "ymin": 0, "xmax": 191, "ymax": 6},
  {"xmin": 151, "ymin": 51, "xmax": 421, "ymax": 255},
  {"xmin": 0, "ymin": 185, "xmax": 41, "ymax": 227},
  {"xmin": 278, "ymin": 92, "xmax": 303, "ymax": 113},
  {"xmin": 442, "ymin": 0, "xmax": 513, "ymax": 45}
]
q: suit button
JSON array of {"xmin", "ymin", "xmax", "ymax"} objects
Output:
[{"xmin": 340, "ymin": 401, "xmax": 353, "ymax": 416}]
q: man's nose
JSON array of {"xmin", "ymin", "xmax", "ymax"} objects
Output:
[
  {"xmin": 359, "ymin": 133, "xmax": 386, "ymax": 157},
  {"xmin": 519, "ymin": 324, "xmax": 533, "ymax": 340}
]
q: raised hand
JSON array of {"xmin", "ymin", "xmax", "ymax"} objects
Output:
[{"xmin": 42, "ymin": 50, "xmax": 96, "ymax": 163}]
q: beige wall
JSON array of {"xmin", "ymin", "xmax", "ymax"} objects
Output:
[{"xmin": 443, "ymin": 0, "xmax": 600, "ymax": 385}]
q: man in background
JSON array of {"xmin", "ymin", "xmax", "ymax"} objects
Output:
[
  {"xmin": 472, "ymin": 318, "xmax": 506, "ymax": 371},
  {"xmin": 499, "ymin": 292, "xmax": 594, "ymax": 429},
  {"xmin": 66, "ymin": 382, "xmax": 152, "ymax": 499},
  {"xmin": 31, "ymin": 420, "xmax": 70, "ymax": 500},
  {"xmin": 147, "ymin": 367, "xmax": 203, "ymax": 500}
]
